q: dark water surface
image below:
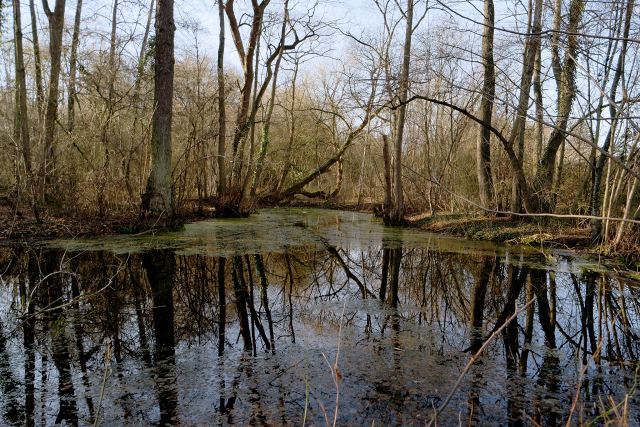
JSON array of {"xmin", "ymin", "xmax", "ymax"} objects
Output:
[{"xmin": 0, "ymin": 208, "xmax": 638, "ymax": 426}]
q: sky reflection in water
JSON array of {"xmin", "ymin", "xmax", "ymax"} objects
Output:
[{"xmin": 0, "ymin": 208, "xmax": 638, "ymax": 426}]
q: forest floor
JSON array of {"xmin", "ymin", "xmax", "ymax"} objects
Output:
[{"xmin": 1, "ymin": 201, "xmax": 639, "ymax": 268}]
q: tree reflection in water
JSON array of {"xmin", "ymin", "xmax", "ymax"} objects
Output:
[{"xmin": 0, "ymin": 224, "xmax": 638, "ymax": 426}]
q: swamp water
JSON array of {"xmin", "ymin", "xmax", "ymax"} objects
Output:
[{"xmin": 0, "ymin": 208, "xmax": 638, "ymax": 426}]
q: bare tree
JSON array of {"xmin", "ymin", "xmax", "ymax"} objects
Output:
[
  {"xmin": 476, "ymin": 0, "xmax": 494, "ymax": 210},
  {"xmin": 67, "ymin": 0, "xmax": 83, "ymax": 132}
]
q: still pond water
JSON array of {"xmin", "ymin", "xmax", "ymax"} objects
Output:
[{"xmin": 0, "ymin": 208, "xmax": 638, "ymax": 426}]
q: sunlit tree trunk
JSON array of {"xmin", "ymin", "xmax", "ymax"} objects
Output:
[
  {"xmin": 225, "ymin": 0, "xmax": 271, "ymax": 190},
  {"xmin": 248, "ymin": 0, "xmax": 289, "ymax": 204},
  {"xmin": 142, "ymin": 0, "xmax": 175, "ymax": 222},
  {"xmin": 476, "ymin": 0, "xmax": 494, "ymax": 210},
  {"xmin": 391, "ymin": 0, "xmax": 414, "ymax": 223},
  {"xmin": 532, "ymin": 0, "xmax": 584, "ymax": 211},
  {"xmin": 591, "ymin": 0, "xmax": 634, "ymax": 239}
]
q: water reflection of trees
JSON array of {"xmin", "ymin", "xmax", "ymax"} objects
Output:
[{"xmin": 0, "ymin": 244, "xmax": 638, "ymax": 425}]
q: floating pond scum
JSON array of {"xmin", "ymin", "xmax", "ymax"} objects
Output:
[{"xmin": 0, "ymin": 208, "xmax": 638, "ymax": 426}]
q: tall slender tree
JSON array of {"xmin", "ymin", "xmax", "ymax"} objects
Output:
[
  {"xmin": 67, "ymin": 0, "xmax": 83, "ymax": 132},
  {"xmin": 13, "ymin": 0, "xmax": 38, "ymax": 219},
  {"xmin": 29, "ymin": 0, "xmax": 44, "ymax": 119},
  {"xmin": 476, "ymin": 0, "xmax": 495, "ymax": 210}
]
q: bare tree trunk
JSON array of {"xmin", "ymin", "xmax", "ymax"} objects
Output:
[
  {"xmin": 216, "ymin": 0, "xmax": 227, "ymax": 201},
  {"xmin": 502, "ymin": 0, "xmax": 542, "ymax": 213},
  {"xmin": 591, "ymin": 0, "xmax": 634, "ymax": 238},
  {"xmin": 532, "ymin": 0, "xmax": 584, "ymax": 211},
  {"xmin": 391, "ymin": 0, "xmax": 414, "ymax": 223},
  {"xmin": 97, "ymin": 0, "xmax": 119, "ymax": 216},
  {"xmin": 132, "ymin": 0, "xmax": 154, "ymax": 129},
  {"xmin": 248, "ymin": 0, "xmax": 289, "ymax": 205},
  {"xmin": 533, "ymin": 45, "xmax": 543, "ymax": 168},
  {"xmin": 614, "ymin": 133, "xmax": 640, "ymax": 246},
  {"xmin": 476, "ymin": 0, "xmax": 494, "ymax": 210},
  {"xmin": 225, "ymin": 0, "xmax": 271, "ymax": 189},
  {"xmin": 13, "ymin": 0, "xmax": 39, "ymax": 219},
  {"xmin": 383, "ymin": 135, "xmax": 393, "ymax": 223},
  {"xmin": 142, "ymin": 0, "xmax": 175, "ymax": 223},
  {"xmin": 67, "ymin": 0, "xmax": 83, "ymax": 132},
  {"xmin": 277, "ymin": 59, "xmax": 299, "ymax": 193},
  {"xmin": 42, "ymin": 0, "xmax": 66, "ymax": 187},
  {"xmin": 29, "ymin": 0, "xmax": 45, "ymax": 120}
]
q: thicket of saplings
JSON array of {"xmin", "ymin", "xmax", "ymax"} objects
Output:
[{"xmin": 0, "ymin": 52, "xmax": 588, "ymax": 210}]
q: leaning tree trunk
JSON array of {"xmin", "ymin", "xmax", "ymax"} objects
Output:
[
  {"xmin": 476, "ymin": 0, "xmax": 495, "ymax": 210},
  {"xmin": 142, "ymin": 0, "xmax": 175, "ymax": 223}
]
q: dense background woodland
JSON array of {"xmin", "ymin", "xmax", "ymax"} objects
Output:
[{"xmin": 1, "ymin": 0, "xmax": 639, "ymax": 244}]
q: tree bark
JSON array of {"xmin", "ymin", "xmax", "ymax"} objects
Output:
[
  {"xmin": 248, "ymin": 0, "xmax": 289, "ymax": 204},
  {"xmin": 225, "ymin": 0, "xmax": 271, "ymax": 189},
  {"xmin": 476, "ymin": 0, "xmax": 495, "ymax": 210},
  {"xmin": 142, "ymin": 0, "xmax": 175, "ymax": 222},
  {"xmin": 532, "ymin": 0, "xmax": 584, "ymax": 211},
  {"xmin": 391, "ymin": 0, "xmax": 414, "ymax": 223},
  {"xmin": 503, "ymin": 0, "xmax": 542, "ymax": 213},
  {"xmin": 42, "ymin": 0, "xmax": 66, "ymax": 184},
  {"xmin": 13, "ymin": 0, "xmax": 39, "ymax": 219}
]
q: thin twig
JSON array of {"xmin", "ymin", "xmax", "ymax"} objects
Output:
[
  {"xmin": 427, "ymin": 297, "xmax": 536, "ymax": 427},
  {"xmin": 93, "ymin": 340, "xmax": 112, "ymax": 427},
  {"xmin": 565, "ymin": 335, "xmax": 604, "ymax": 426}
]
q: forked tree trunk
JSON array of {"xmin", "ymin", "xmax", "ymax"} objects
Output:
[
  {"xmin": 225, "ymin": 0, "xmax": 271, "ymax": 189},
  {"xmin": 248, "ymin": 0, "xmax": 289, "ymax": 204},
  {"xmin": 532, "ymin": 0, "xmax": 584, "ymax": 211}
]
